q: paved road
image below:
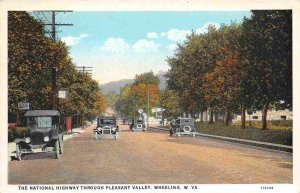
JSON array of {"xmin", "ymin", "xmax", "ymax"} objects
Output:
[{"xmin": 8, "ymin": 122, "xmax": 292, "ymax": 184}]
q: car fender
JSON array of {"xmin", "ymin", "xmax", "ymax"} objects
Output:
[{"xmin": 15, "ymin": 138, "xmax": 25, "ymax": 144}]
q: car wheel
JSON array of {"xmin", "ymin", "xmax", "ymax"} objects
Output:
[
  {"xmin": 55, "ymin": 140, "xmax": 60, "ymax": 159},
  {"xmin": 16, "ymin": 144, "xmax": 22, "ymax": 161}
]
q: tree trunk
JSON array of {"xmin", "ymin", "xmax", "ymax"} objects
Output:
[
  {"xmin": 76, "ymin": 114, "xmax": 79, "ymax": 127},
  {"xmin": 262, "ymin": 101, "xmax": 269, "ymax": 130},
  {"xmin": 200, "ymin": 111, "xmax": 203, "ymax": 122},
  {"xmin": 208, "ymin": 108, "xmax": 214, "ymax": 124},
  {"xmin": 241, "ymin": 105, "xmax": 246, "ymax": 129},
  {"xmin": 215, "ymin": 110, "xmax": 219, "ymax": 122},
  {"xmin": 225, "ymin": 107, "xmax": 231, "ymax": 126}
]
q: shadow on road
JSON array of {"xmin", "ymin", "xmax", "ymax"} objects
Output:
[{"xmin": 11, "ymin": 152, "xmax": 57, "ymax": 161}]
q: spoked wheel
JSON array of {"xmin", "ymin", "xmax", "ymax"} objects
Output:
[
  {"xmin": 55, "ymin": 140, "xmax": 60, "ymax": 159},
  {"xmin": 16, "ymin": 144, "xmax": 22, "ymax": 161}
]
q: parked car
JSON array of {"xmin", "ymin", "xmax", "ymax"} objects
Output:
[
  {"xmin": 94, "ymin": 116, "xmax": 119, "ymax": 140},
  {"xmin": 130, "ymin": 118, "xmax": 146, "ymax": 131},
  {"xmin": 15, "ymin": 110, "xmax": 64, "ymax": 160},
  {"xmin": 170, "ymin": 118, "xmax": 197, "ymax": 137},
  {"xmin": 123, "ymin": 118, "xmax": 130, "ymax": 125}
]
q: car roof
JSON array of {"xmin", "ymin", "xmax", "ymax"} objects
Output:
[
  {"xmin": 24, "ymin": 110, "xmax": 60, "ymax": 117},
  {"xmin": 98, "ymin": 116, "xmax": 116, "ymax": 119}
]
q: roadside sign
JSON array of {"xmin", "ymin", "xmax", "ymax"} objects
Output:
[
  {"xmin": 138, "ymin": 109, "xmax": 143, "ymax": 114},
  {"xmin": 18, "ymin": 102, "xmax": 29, "ymax": 110},
  {"xmin": 58, "ymin": 90, "xmax": 68, "ymax": 99},
  {"xmin": 152, "ymin": 107, "xmax": 165, "ymax": 113}
]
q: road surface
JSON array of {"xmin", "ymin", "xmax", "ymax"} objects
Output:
[{"xmin": 8, "ymin": 122, "xmax": 292, "ymax": 184}]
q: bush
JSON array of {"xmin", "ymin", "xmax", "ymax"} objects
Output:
[
  {"xmin": 232, "ymin": 120, "xmax": 292, "ymax": 130},
  {"xmin": 196, "ymin": 122, "xmax": 292, "ymax": 146},
  {"xmin": 8, "ymin": 127, "xmax": 29, "ymax": 142}
]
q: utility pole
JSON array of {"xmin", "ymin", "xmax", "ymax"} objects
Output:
[
  {"xmin": 147, "ymin": 83, "xmax": 150, "ymax": 128},
  {"xmin": 33, "ymin": 11, "xmax": 73, "ymax": 110}
]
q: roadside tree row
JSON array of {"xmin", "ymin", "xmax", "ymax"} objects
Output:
[
  {"xmin": 115, "ymin": 72, "xmax": 159, "ymax": 118},
  {"xmin": 8, "ymin": 11, "xmax": 106, "ymax": 126},
  {"xmin": 165, "ymin": 10, "xmax": 292, "ymax": 129}
]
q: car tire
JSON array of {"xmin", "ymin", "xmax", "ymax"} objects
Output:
[
  {"xmin": 16, "ymin": 144, "xmax": 22, "ymax": 161},
  {"xmin": 55, "ymin": 140, "xmax": 60, "ymax": 159}
]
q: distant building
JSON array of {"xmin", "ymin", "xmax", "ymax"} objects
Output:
[{"xmin": 233, "ymin": 109, "xmax": 292, "ymax": 122}]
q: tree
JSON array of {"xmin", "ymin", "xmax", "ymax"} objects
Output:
[
  {"xmin": 240, "ymin": 10, "xmax": 292, "ymax": 129},
  {"xmin": 8, "ymin": 11, "xmax": 106, "ymax": 125},
  {"xmin": 104, "ymin": 91, "xmax": 118, "ymax": 109},
  {"xmin": 159, "ymin": 90, "xmax": 182, "ymax": 119},
  {"xmin": 8, "ymin": 11, "xmax": 54, "ymax": 115},
  {"xmin": 115, "ymin": 72, "xmax": 160, "ymax": 118}
]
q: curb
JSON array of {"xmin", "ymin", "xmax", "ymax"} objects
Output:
[{"xmin": 149, "ymin": 126, "xmax": 292, "ymax": 153}]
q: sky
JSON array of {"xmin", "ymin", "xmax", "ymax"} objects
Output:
[{"xmin": 35, "ymin": 11, "xmax": 252, "ymax": 84}]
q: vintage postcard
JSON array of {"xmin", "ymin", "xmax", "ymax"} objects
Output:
[{"xmin": 0, "ymin": 0, "xmax": 299, "ymax": 193}]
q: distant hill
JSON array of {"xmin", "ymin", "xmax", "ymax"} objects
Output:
[
  {"xmin": 100, "ymin": 79, "xmax": 134, "ymax": 94},
  {"xmin": 100, "ymin": 72, "xmax": 167, "ymax": 94}
]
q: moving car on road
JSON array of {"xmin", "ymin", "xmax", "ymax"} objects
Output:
[
  {"xmin": 123, "ymin": 117, "xmax": 130, "ymax": 125},
  {"xmin": 170, "ymin": 118, "xmax": 197, "ymax": 137},
  {"xmin": 15, "ymin": 110, "xmax": 64, "ymax": 160},
  {"xmin": 130, "ymin": 118, "xmax": 146, "ymax": 131},
  {"xmin": 94, "ymin": 116, "xmax": 119, "ymax": 140}
]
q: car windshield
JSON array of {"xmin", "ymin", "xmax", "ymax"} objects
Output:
[
  {"xmin": 100, "ymin": 119, "xmax": 116, "ymax": 124},
  {"xmin": 28, "ymin": 116, "xmax": 52, "ymax": 128}
]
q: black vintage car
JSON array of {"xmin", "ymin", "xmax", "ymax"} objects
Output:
[
  {"xmin": 15, "ymin": 110, "xmax": 64, "ymax": 160},
  {"xmin": 170, "ymin": 118, "xmax": 197, "ymax": 137},
  {"xmin": 122, "ymin": 118, "xmax": 130, "ymax": 125},
  {"xmin": 130, "ymin": 118, "xmax": 146, "ymax": 131},
  {"xmin": 94, "ymin": 116, "xmax": 119, "ymax": 140}
]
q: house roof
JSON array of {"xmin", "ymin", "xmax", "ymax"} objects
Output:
[{"xmin": 24, "ymin": 110, "xmax": 60, "ymax": 117}]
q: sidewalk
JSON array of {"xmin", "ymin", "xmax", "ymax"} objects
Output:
[{"xmin": 8, "ymin": 124, "xmax": 93, "ymax": 162}]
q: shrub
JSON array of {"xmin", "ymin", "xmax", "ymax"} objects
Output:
[
  {"xmin": 8, "ymin": 127, "xmax": 28, "ymax": 142},
  {"xmin": 196, "ymin": 122, "xmax": 292, "ymax": 146}
]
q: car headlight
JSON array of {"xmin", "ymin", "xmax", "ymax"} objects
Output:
[
  {"xmin": 25, "ymin": 137, "xmax": 30, "ymax": 143},
  {"xmin": 44, "ymin": 136, "xmax": 49, "ymax": 142}
]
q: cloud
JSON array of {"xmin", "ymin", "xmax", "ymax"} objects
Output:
[
  {"xmin": 196, "ymin": 22, "xmax": 221, "ymax": 34},
  {"xmin": 132, "ymin": 39, "xmax": 160, "ymax": 53},
  {"xmin": 101, "ymin": 37, "xmax": 130, "ymax": 54},
  {"xmin": 147, "ymin": 32, "xmax": 159, "ymax": 39},
  {"xmin": 160, "ymin": 29, "xmax": 191, "ymax": 42},
  {"xmin": 167, "ymin": 44, "xmax": 178, "ymax": 52},
  {"xmin": 61, "ymin": 33, "xmax": 89, "ymax": 46}
]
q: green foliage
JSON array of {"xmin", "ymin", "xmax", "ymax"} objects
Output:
[
  {"xmin": 159, "ymin": 90, "xmax": 182, "ymax": 119},
  {"xmin": 8, "ymin": 11, "xmax": 106, "ymax": 123},
  {"xmin": 240, "ymin": 10, "xmax": 292, "ymax": 108},
  {"xmin": 196, "ymin": 122, "xmax": 292, "ymax": 146},
  {"xmin": 115, "ymin": 72, "xmax": 160, "ymax": 118},
  {"xmin": 104, "ymin": 92, "xmax": 118, "ymax": 109},
  {"xmin": 8, "ymin": 127, "xmax": 29, "ymax": 142},
  {"xmin": 232, "ymin": 120, "xmax": 292, "ymax": 130},
  {"xmin": 134, "ymin": 71, "xmax": 160, "ymax": 86}
]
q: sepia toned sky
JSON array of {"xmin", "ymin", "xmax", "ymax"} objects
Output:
[{"xmin": 39, "ymin": 11, "xmax": 251, "ymax": 84}]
